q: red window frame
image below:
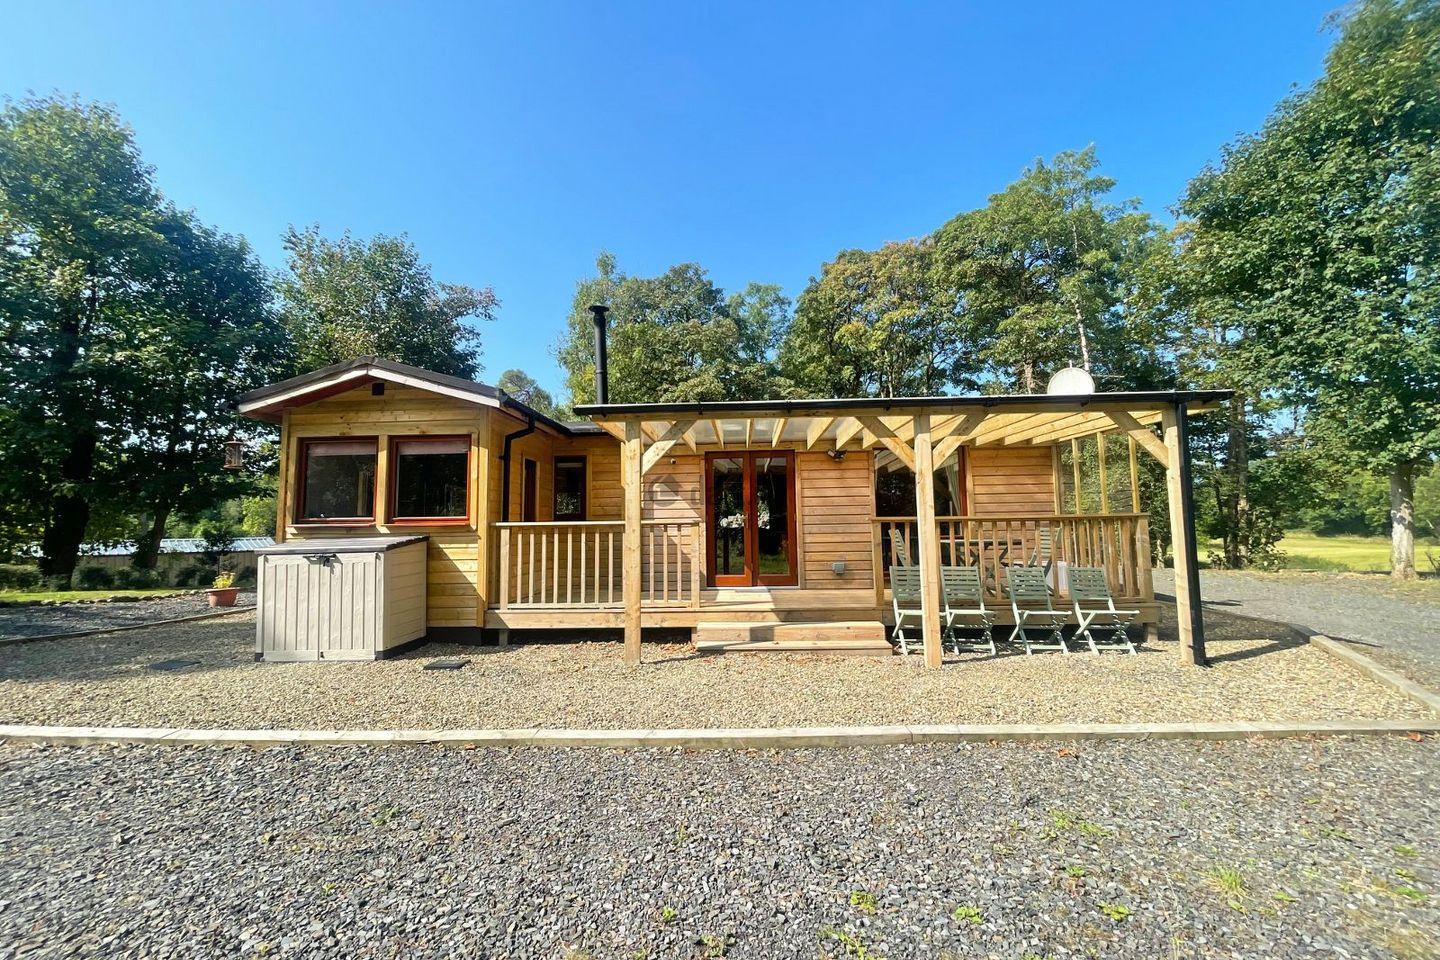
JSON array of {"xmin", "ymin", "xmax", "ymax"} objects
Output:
[
  {"xmin": 387, "ymin": 435, "xmax": 472, "ymax": 525},
  {"xmin": 295, "ymin": 436, "xmax": 380, "ymax": 525}
]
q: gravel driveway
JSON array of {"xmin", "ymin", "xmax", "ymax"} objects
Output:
[
  {"xmin": 0, "ymin": 592, "xmax": 255, "ymax": 641},
  {"xmin": 0, "ymin": 737, "xmax": 1434, "ymax": 958},
  {"xmin": 1157, "ymin": 570, "xmax": 1440, "ymax": 688},
  {"xmin": 0, "ymin": 606, "xmax": 1427, "ymax": 729}
]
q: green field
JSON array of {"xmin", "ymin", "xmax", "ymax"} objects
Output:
[
  {"xmin": 1270, "ymin": 532, "xmax": 1437, "ymax": 573},
  {"xmin": 0, "ymin": 589, "xmax": 193, "ymax": 606}
]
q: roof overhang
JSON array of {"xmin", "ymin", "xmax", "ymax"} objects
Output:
[
  {"xmin": 236, "ymin": 356, "xmax": 583, "ymax": 436},
  {"xmin": 573, "ymin": 390, "xmax": 1232, "ymax": 459}
]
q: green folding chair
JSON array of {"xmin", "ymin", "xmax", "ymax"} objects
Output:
[
  {"xmin": 1005, "ymin": 565, "xmax": 1073, "ymax": 654},
  {"xmin": 941, "ymin": 565, "xmax": 995, "ymax": 655},
  {"xmin": 1067, "ymin": 567, "xmax": 1139, "ymax": 654},
  {"xmin": 889, "ymin": 565, "xmax": 926, "ymax": 656}
]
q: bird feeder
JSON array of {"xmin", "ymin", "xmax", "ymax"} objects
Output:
[{"xmin": 223, "ymin": 440, "xmax": 245, "ymax": 470}]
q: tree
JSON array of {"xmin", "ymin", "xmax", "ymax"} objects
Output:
[
  {"xmin": 934, "ymin": 147, "xmax": 1171, "ymax": 392},
  {"xmin": 1177, "ymin": 0, "xmax": 1440, "ymax": 579},
  {"xmin": 781, "ymin": 240, "xmax": 981, "ymax": 397},
  {"xmin": 278, "ymin": 226, "xmax": 497, "ymax": 379},
  {"xmin": 0, "ymin": 97, "xmax": 285, "ymax": 580},
  {"xmin": 555, "ymin": 253, "xmax": 791, "ymax": 404},
  {"xmin": 497, "ymin": 368, "xmax": 565, "ymax": 419},
  {"xmin": 116, "ymin": 211, "xmax": 286, "ymax": 568}
]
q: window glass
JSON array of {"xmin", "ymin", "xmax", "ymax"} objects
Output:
[
  {"xmin": 874, "ymin": 451, "xmax": 965, "ymax": 516},
  {"xmin": 521, "ymin": 459, "xmax": 538, "ymax": 522},
  {"xmin": 301, "ymin": 440, "xmax": 377, "ymax": 520},
  {"xmin": 554, "ymin": 457, "xmax": 586, "ymax": 521},
  {"xmin": 393, "ymin": 438, "xmax": 468, "ymax": 519}
]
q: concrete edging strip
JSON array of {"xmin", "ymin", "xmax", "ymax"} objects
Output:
[
  {"xmin": 0, "ymin": 719, "xmax": 1436, "ymax": 750},
  {"xmin": 0, "ymin": 606, "xmax": 255, "ymax": 647},
  {"xmin": 1308, "ymin": 633, "xmax": 1440, "ymax": 715}
]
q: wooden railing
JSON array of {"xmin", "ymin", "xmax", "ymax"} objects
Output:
[
  {"xmin": 871, "ymin": 514, "xmax": 1154, "ymax": 605},
  {"xmin": 495, "ymin": 520, "xmax": 701, "ymax": 610}
]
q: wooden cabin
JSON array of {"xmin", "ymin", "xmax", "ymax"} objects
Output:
[{"xmin": 239, "ymin": 356, "xmax": 1225, "ymax": 668}]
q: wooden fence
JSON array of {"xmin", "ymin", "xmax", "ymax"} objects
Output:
[
  {"xmin": 871, "ymin": 513, "xmax": 1154, "ymax": 605},
  {"xmin": 494, "ymin": 520, "xmax": 701, "ymax": 609}
]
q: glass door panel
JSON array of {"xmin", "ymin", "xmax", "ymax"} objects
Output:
[
  {"xmin": 753, "ymin": 454, "xmax": 795, "ymax": 584},
  {"xmin": 705, "ymin": 451, "xmax": 797, "ymax": 587},
  {"xmin": 709, "ymin": 456, "xmax": 749, "ymax": 585}
]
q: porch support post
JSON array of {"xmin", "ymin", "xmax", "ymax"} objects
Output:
[
  {"xmin": 912, "ymin": 414, "xmax": 944, "ymax": 668},
  {"xmin": 1162, "ymin": 404, "xmax": 1206, "ymax": 666},
  {"xmin": 622, "ymin": 419, "xmax": 644, "ymax": 666}
]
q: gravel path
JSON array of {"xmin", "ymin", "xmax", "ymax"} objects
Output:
[
  {"xmin": 1156, "ymin": 570, "xmax": 1440, "ymax": 689},
  {"xmin": 0, "ymin": 737, "xmax": 1435, "ymax": 958},
  {"xmin": 0, "ymin": 606, "xmax": 1427, "ymax": 729},
  {"xmin": 0, "ymin": 592, "xmax": 255, "ymax": 641}
]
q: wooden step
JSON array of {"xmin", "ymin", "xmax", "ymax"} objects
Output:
[{"xmin": 693, "ymin": 620, "xmax": 893, "ymax": 656}]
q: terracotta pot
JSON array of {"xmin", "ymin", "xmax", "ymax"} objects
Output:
[{"xmin": 206, "ymin": 587, "xmax": 239, "ymax": 608}]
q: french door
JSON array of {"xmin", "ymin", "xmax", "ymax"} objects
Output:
[{"xmin": 705, "ymin": 451, "xmax": 797, "ymax": 587}]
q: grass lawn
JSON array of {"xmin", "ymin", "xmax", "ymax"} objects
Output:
[
  {"xmin": 1275, "ymin": 531, "xmax": 1439, "ymax": 573},
  {"xmin": 0, "ymin": 588, "xmax": 194, "ymax": 606}
]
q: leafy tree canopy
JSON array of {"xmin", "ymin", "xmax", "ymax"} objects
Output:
[
  {"xmin": 1177, "ymin": 0, "xmax": 1440, "ymax": 577},
  {"xmin": 782, "ymin": 240, "xmax": 983, "ymax": 398},
  {"xmin": 555, "ymin": 253, "xmax": 792, "ymax": 404},
  {"xmin": 0, "ymin": 95, "xmax": 283, "ymax": 577},
  {"xmin": 934, "ymin": 146, "xmax": 1172, "ymax": 392},
  {"xmin": 278, "ymin": 225, "xmax": 497, "ymax": 379},
  {"xmin": 497, "ymin": 368, "xmax": 567, "ymax": 419}
]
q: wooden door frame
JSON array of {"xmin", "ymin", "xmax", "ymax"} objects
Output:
[{"xmin": 703, "ymin": 450, "xmax": 799, "ymax": 587}]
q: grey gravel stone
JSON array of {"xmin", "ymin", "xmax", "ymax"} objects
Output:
[
  {"xmin": 0, "ymin": 605, "xmax": 1426, "ymax": 729},
  {"xmin": 0, "ymin": 737, "xmax": 1435, "ymax": 958},
  {"xmin": 1155, "ymin": 570, "xmax": 1440, "ymax": 689},
  {"xmin": 0, "ymin": 592, "xmax": 255, "ymax": 641}
]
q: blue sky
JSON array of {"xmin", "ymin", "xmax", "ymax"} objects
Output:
[{"xmin": 3, "ymin": 1, "xmax": 1337, "ymax": 396}]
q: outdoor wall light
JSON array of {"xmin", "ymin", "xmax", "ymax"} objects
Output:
[
  {"xmin": 827, "ymin": 449, "xmax": 847, "ymax": 461},
  {"xmin": 832, "ymin": 560, "xmax": 846, "ymax": 576}
]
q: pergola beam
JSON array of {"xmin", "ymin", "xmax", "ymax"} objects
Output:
[
  {"xmin": 834, "ymin": 417, "xmax": 865, "ymax": 449},
  {"xmin": 771, "ymin": 417, "xmax": 789, "ymax": 446},
  {"xmin": 806, "ymin": 417, "xmax": 836, "ymax": 450},
  {"xmin": 641, "ymin": 419, "xmax": 698, "ymax": 474},
  {"xmin": 1106, "ymin": 411, "xmax": 1167, "ymax": 465}
]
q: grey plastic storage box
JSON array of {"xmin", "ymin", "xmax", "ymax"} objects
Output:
[{"xmin": 255, "ymin": 536, "xmax": 428, "ymax": 661}]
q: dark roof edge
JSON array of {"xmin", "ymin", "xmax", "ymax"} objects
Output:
[
  {"xmin": 573, "ymin": 389, "xmax": 1235, "ymax": 417},
  {"xmin": 237, "ymin": 356, "xmax": 591, "ymax": 438}
]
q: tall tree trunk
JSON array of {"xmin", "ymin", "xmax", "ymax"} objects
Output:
[
  {"xmin": 1390, "ymin": 462, "xmax": 1417, "ymax": 581},
  {"xmin": 132, "ymin": 503, "xmax": 172, "ymax": 570},
  {"xmin": 1020, "ymin": 362, "xmax": 1036, "ymax": 393},
  {"xmin": 1072, "ymin": 303, "xmax": 1092, "ymax": 371},
  {"xmin": 37, "ymin": 430, "xmax": 97, "ymax": 583}
]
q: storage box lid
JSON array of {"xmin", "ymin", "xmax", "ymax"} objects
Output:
[{"xmin": 257, "ymin": 535, "xmax": 429, "ymax": 555}]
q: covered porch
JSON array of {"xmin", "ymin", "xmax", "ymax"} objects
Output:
[{"xmin": 492, "ymin": 390, "xmax": 1226, "ymax": 667}]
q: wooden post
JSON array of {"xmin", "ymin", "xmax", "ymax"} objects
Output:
[
  {"xmin": 1162, "ymin": 404, "xmax": 1206, "ymax": 666},
  {"xmin": 622, "ymin": 420, "xmax": 644, "ymax": 665},
  {"xmin": 274, "ymin": 411, "xmax": 291, "ymax": 543},
  {"xmin": 1128, "ymin": 436, "xmax": 1141, "ymax": 513},
  {"xmin": 1070, "ymin": 438, "xmax": 1083, "ymax": 513},
  {"xmin": 1096, "ymin": 433, "xmax": 1110, "ymax": 514},
  {"xmin": 913, "ymin": 414, "xmax": 944, "ymax": 668}
]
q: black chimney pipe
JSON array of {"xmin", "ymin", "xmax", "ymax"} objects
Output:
[{"xmin": 588, "ymin": 304, "xmax": 610, "ymax": 405}]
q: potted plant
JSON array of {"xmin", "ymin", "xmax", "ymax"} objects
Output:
[{"xmin": 206, "ymin": 570, "xmax": 239, "ymax": 608}]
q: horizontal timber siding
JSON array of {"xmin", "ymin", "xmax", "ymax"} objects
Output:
[
  {"xmin": 967, "ymin": 446, "xmax": 1056, "ymax": 516},
  {"xmin": 798, "ymin": 451, "xmax": 874, "ymax": 590},
  {"xmin": 281, "ymin": 383, "xmax": 486, "ymax": 628}
]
